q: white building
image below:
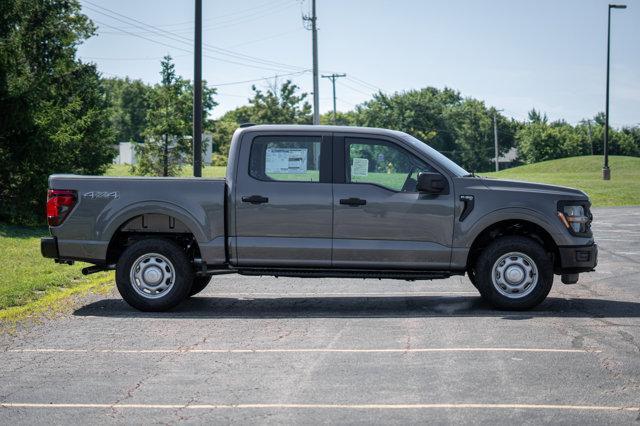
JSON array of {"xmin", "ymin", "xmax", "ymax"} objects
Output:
[{"xmin": 113, "ymin": 132, "xmax": 213, "ymax": 166}]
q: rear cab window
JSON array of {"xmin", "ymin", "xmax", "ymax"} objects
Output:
[{"xmin": 249, "ymin": 135, "xmax": 330, "ymax": 183}]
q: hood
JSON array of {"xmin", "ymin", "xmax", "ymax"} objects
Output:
[{"xmin": 479, "ymin": 177, "xmax": 589, "ymax": 200}]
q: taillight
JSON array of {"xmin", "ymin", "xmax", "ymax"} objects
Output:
[{"xmin": 47, "ymin": 189, "xmax": 77, "ymax": 226}]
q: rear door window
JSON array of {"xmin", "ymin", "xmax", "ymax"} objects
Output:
[{"xmin": 249, "ymin": 136, "xmax": 328, "ymax": 183}]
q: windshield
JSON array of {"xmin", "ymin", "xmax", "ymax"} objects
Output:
[{"xmin": 402, "ymin": 134, "xmax": 470, "ymax": 177}]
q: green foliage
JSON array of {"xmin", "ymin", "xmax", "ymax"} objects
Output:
[
  {"xmin": 210, "ymin": 80, "xmax": 311, "ymax": 165},
  {"xmin": 517, "ymin": 111, "xmax": 639, "ymax": 164},
  {"xmin": 353, "ymin": 88, "xmax": 516, "ymax": 172},
  {"xmin": 248, "ymin": 80, "xmax": 312, "ymax": 124},
  {"xmin": 320, "ymin": 110, "xmax": 357, "ymax": 125},
  {"xmin": 487, "ymin": 156, "xmax": 640, "ymax": 207},
  {"xmin": 103, "ymin": 77, "xmax": 152, "ymax": 142},
  {"xmin": 0, "ymin": 224, "xmax": 111, "ymax": 314},
  {"xmin": 133, "ymin": 56, "xmax": 217, "ymax": 176},
  {"xmin": 0, "ymin": 0, "xmax": 115, "ymax": 225}
]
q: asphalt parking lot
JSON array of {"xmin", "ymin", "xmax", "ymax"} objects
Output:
[{"xmin": 1, "ymin": 206, "xmax": 639, "ymax": 424}]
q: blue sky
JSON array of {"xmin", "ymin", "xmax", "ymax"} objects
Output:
[{"xmin": 77, "ymin": 0, "xmax": 639, "ymax": 126}]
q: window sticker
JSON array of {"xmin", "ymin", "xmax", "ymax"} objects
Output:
[
  {"xmin": 266, "ymin": 148, "xmax": 308, "ymax": 174},
  {"xmin": 351, "ymin": 157, "xmax": 369, "ymax": 177}
]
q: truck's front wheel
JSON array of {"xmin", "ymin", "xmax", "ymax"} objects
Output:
[
  {"xmin": 189, "ymin": 276, "xmax": 211, "ymax": 296},
  {"xmin": 474, "ymin": 236, "xmax": 553, "ymax": 310},
  {"xmin": 116, "ymin": 239, "xmax": 193, "ymax": 311}
]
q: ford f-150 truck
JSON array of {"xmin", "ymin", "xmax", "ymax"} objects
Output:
[{"xmin": 41, "ymin": 125, "xmax": 597, "ymax": 311}]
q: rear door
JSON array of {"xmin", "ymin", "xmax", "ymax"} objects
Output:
[
  {"xmin": 234, "ymin": 131, "xmax": 333, "ymax": 266},
  {"xmin": 332, "ymin": 134, "xmax": 455, "ymax": 269}
]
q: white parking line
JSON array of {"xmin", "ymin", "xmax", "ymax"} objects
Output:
[
  {"xmin": 208, "ymin": 291, "xmax": 478, "ymax": 296},
  {"xmin": 7, "ymin": 347, "xmax": 600, "ymax": 354},
  {"xmin": 1, "ymin": 402, "xmax": 637, "ymax": 411}
]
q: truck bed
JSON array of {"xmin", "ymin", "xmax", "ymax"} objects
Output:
[{"xmin": 47, "ymin": 175, "xmax": 227, "ymax": 265}]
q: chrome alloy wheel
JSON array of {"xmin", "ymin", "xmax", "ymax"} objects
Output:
[
  {"xmin": 491, "ymin": 251, "xmax": 538, "ymax": 299},
  {"xmin": 129, "ymin": 253, "xmax": 175, "ymax": 299}
]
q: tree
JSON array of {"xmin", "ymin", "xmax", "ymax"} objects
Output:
[
  {"xmin": 103, "ymin": 77, "xmax": 152, "ymax": 142},
  {"xmin": 0, "ymin": 0, "xmax": 115, "ymax": 224},
  {"xmin": 354, "ymin": 88, "xmax": 460, "ymax": 154},
  {"xmin": 447, "ymin": 100, "xmax": 516, "ymax": 172},
  {"xmin": 248, "ymin": 79, "xmax": 312, "ymax": 124},
  {"xmin": 320, "ymin": 110, "xmax": 356, "ymax": 126},
  {"xmin": 527, "ymin": 108, "xmax": 548, "ymax": 124},
  {"xmin": 516, "ymin": 121, "xmax": 587, "ymax": 163},
  {"xmin": 353, "ymin": 87, "xmax": 515, "ymax": 172},
  {"xmin": 209, "ymin": 80, "xmax": 311, "ymax": 166},
  {"xmin": 133, "ymin": 56, "xmax": 216, "ymax": 176}
]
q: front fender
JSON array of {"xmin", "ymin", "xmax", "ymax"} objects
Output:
[{"xmin": 456, "ymin": 207, "xmax": 568, "ymax": 249}]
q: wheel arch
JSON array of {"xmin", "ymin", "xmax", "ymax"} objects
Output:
[
  {"xmin": 103, "ymin": 204, "xmax": 206, "ymax": 265},
  {"xmin": 465, "ymin": 218, "xmax": 561, "ymax": 272}
]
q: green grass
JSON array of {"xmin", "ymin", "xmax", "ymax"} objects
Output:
[
  {"xmin": 106, "ymin": 164, "xmax": 227, "ymax": 178},
  {"xmin": 485, "ymin": 156, "xmax": 640, "ymax": 207},
  {"xmin": 0, "ymin": 225, "xmax": 112, "ymax": 321}
]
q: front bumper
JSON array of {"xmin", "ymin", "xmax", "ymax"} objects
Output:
[
  {"xmin": 41, "ymin": 237, "xmax": 59, "ymax": 259},
  {"xmin": 558, "ymin": 243, "xmax": 598, "ymax": 273}
]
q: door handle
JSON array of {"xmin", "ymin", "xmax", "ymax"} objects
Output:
[
  {"xmin": 242, "ymin": 195, "xmax": 269, "ymax": 204},
  {"xmin": 340, "ymin": 197, "xmax": 366, "ymax": 206}
]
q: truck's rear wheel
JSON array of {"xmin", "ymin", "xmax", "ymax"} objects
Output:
[
  {"xmin": 474, "ymin": 236, "xmax": 553, "ymax": 310},
  {"xmin": 189, "ymin": 276, "xmax": 211, "ymax": 296},
  {"xmin": 116, "ymin": 239, "xmax": 193, "ymax": 311}
]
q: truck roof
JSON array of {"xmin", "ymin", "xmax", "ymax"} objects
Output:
[{"xmin": 235, "ymin": 124, "xmax": 409, "ymax": 139}]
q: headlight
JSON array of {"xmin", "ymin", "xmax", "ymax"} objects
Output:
[{"xmin": 557, "ymin": 201, "xmax": 592, "ymax": 236}]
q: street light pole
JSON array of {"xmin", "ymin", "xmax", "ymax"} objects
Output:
[{"xmin": 603, "ymin": 3, "xmax": 627, "ymax": 181}]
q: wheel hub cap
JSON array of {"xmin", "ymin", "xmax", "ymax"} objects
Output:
[
  {"xmin": 505, "ymin": 265, "xmax": 525, "ymax": 284},
  {"xmin": 130, "ymin": 253, "xmax": 175, "ymax": 299},
  {"xmin": 491, "ymin": 252, "xmax": 538, "ymax": 299},
  {"xmin": 142, "ymin": 266, "xmax": 163, "ymax": 285}
]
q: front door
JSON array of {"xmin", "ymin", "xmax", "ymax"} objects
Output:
[
  {"xmin": 332, "ymin": 135, "xmax": 455, "ymax": 269},
  {"xmin": 234, "ymin": 132, "xmax": 333, "ymax": 267}
]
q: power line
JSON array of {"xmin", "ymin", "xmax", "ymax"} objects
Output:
[
  {"xmin": 95, "ymin": 0, "xmax": 296, "ymax": 34},
  {"xmin": 87, "ymin": 4, "xmax": 304, "ymax": 71},
  {"xmin": 210, "ymin": 70, "xmax": 310, "ymax": 87},
  {"xmin": 84, "ymin": 1, "xmax": 306, "ymax": 73},
  {"xmin": 81, "ymin": 54, "xmax": 191, "ymax": 61},
  {"xmin": 91, "ymin": 17, "xmax": 298, "ymax": 73},
  {"xmin": 225, "ymin": 28, "xmax": 303, "ymax": 49},
  {"xmin": 337, "ymin": 80, "xmax": 372, "ymax": 97},
  {"xmin": 347, "ymin": 75, "xmax": 384, "ymax": 92}
]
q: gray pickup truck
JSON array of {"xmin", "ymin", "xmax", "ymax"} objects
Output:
[{"xmin": 41, "ymin": 125, "xmax": 597, "ymax": 311}]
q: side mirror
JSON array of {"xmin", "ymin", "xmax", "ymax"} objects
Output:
[{"xmin": 416, "ymin": 172, "xmax": 448, "ymax": 194}]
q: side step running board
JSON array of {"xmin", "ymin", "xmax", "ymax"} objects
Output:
[{"xmin": 237, "ymin": 268, "xmax": 451, "ymax": 281}]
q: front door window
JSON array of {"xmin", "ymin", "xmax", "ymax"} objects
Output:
[{"xmin": 346, "ymin": 138, "xmax": 435, "ymax": 192}]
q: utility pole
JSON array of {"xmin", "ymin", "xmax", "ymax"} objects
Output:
[
  {"xmin": 321, "ymin": 73, "xmax": 346, "ymax": 124},
  {"xmin": 193, "ymin": 0, "xmax": 202, "ymax": 177},
  {"xmin": 603, "ymin": 3, "xmax": 627, "ymax": 180},
  {"xmin": 587, "ymin": 119, "xmax": 594, "ymax": 155},
  {"xmin": 303, "ymin": 0, "xmax": 320, "ymax": 124},
  {"xmin": 493, "ymin": 112, "xmax": 502, "ymax": 172}
]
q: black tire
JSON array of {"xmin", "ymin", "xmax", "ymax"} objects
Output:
[
  {"xmin": 116, "ymin": 238, "xmax": 194, "ymax": 312},
  {"xmin": 474, "ymin": 236, "xmax": 553, "ymax": 310},
  {"xmin": 467, "ymin": 267, "xmax": 479, "ymax": 290},
  {"xmin": 189, "ymin": 276, "xmax": 211, "ymax": 296}
]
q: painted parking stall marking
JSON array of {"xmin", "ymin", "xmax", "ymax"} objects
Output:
[
  {"xmin": 6, "ymin": 347, "xmax": 601, "ymax": 354},
  {"xmin": 1, "ymin": 402, "xmax": 638, "ymax": 412}
]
